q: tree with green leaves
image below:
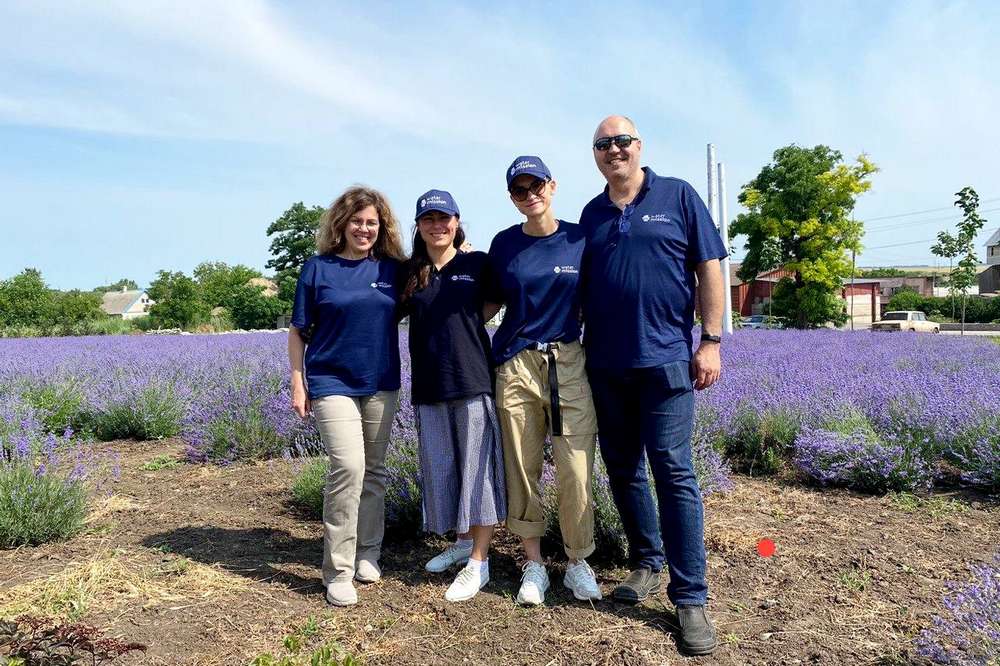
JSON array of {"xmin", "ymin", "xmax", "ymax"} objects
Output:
[
  {"xmin": 0, "ymin": 268, "xmax": 56, "ymax": 328},
  {"xmin": 266, "ymin": 202, "xmax": 324, "ymax": 302},
  {"xmin": 53, "ymin": 290, "xmax": 103, "ymax": 325},
  {"xmin": 227, "ymin": 283, "xmax": 288, "ymax": 330},
  {"xmin": 93, "ymin": 278, "xmax": 139, "ymax": 293},
  {"xmin": 147, "ymin": 270, "xmax": 209, "ymax": 330},
  {"xmin": 729, "ymin": 145, "xmax": 877, "ymax": 328},
  {"xmin": 949, "ymin": 187, "xmax": 987, "ymax": 334},
  {"xmin": 192, "ymin": 261, "xmax": 263, "ymax": 309},
  {"xmin": 930, "ymin": 230, "xmax": 962, "ymax": 319}
]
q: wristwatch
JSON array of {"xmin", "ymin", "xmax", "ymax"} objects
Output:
[{"xmin": 700, "ymin": 333, "xmax": 722, "ymax": 344}]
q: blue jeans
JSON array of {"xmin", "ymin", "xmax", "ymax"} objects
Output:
[{"xmin": 587, "ymin": 360, "xmax": 707, "ymax": 606}]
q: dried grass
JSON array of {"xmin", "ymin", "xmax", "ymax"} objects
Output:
[{"xmin": 0, "ymin": 546, "xmax": 250, "ymax": 621}]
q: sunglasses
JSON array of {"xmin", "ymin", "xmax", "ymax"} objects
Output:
[
  {"xmin": 593, "ymin": 134, "xmax": 640, "ymax": 151},
  {"xmin": 509, "ymin": 178, "xmax": 548, "ymax": 202}
]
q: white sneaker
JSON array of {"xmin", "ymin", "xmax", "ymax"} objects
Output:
[
  {"xmin": 425, "ymin": 541, "xmax": 473, "ymax": 573},
  {"xmin": 355, "ymin": 558, "xmax": 381, "ymax": 583},
  {"xmin": 516, "ymin": 561, "xmax": 550, "ymax": 606},
  {"xmin": 444, "ymin": 560, "xmax": 489, "ymax": 602},
  {"xmin": 325, "ymin": 580, "xmax": 358, "ymax": 606},
  {"xmin": 564, "ymin": 560, "xmax": 602, "ymax": 601}
]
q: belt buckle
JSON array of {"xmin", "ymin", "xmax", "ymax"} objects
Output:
[{"xmin": 534, "ymin": 341, "xmax": 557, "ymax": 352}]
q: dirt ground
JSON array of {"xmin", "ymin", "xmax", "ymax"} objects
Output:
[{"xmin": 2, "ymin": 439, "xmax": 998, "ymax": 666}]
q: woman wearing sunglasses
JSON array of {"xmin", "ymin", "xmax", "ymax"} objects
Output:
[
  {"xmin": 483, "ymin": 156, "xmax": 601, "ymax": 606},
  {"xmin": 399, "ymin": 189, "xmax": 507, "ymax": 602},
  {"xmin": 288, "ymin": 186, "xmax": 405, "ymax": 607}
]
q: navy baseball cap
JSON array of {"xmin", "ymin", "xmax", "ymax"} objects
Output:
[
  {"xmin": 415, "ymin": 189, "xmax": 460, "ymax": 220},
  {"xmin": 506, "ymin": 156, "xmax": 551, "ymax": 187}
]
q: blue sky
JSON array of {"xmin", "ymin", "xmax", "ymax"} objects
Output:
[{"xmin": 1, "ymin": 0, "xmax": 997, "ymax": 290}]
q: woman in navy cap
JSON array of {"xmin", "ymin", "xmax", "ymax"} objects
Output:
[
  {"xmin": 399, "ymin": 189, "xmax": 507, "ymax": 602},
  {"xmin": 288, "ymin": 186, "xmax": 405, "ymax": 607},
  {"xmin": 483, "ymin": 156, "xmax": 601, "ymax": 605}
]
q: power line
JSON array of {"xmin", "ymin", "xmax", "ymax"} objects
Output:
[
  {"xmin": 864, "ymin": 207, "xmax": 1000, "ymax": 232},
  {"xmin": 860, "ymin": 196, "xmax": 1000, "ymax": 223}
]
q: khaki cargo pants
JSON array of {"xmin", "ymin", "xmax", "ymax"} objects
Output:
[{"xmin": 495, "ymin": 341, "xmax": 598, "ymax": 560}]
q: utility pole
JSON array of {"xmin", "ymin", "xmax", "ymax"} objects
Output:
[
  {"xmin": 718, "ymin": 162, "xmax": 733, "ymax": 334},
  {"xmin": 850, "ymin": 248, "xmax": 856, "ymax": 331},
  {"xmin": 706, "ymin": 144, "xmax": 734, "ymax": 334}
]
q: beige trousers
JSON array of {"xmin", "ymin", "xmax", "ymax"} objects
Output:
[
  {"xmin": 495, "ymin": 341, "xmax": 598, "ymax": 560},
  {"xmin": 312, "ymin": 391, "xmax": 398, "ymax": 585}
]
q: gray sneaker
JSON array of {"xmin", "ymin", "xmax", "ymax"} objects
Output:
[
  {"xmin": 676, "ymin": 605, "xmax": 718, "ymax": 656},
  {"xmin": 611, "ymin": 567, "xmax": 661, "ymax": 604}
]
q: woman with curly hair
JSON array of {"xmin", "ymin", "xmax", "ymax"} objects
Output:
[{"xmin": 288, "ymin": 185, "xmax": 405, "ymax": 606}]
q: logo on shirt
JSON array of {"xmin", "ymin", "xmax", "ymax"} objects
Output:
[
  {"xmin": 370, "ymin": 281, "xmax": 393, "ymax": 289},
  {"xmin": 553, "ymin": 265, "xmax": 579, "ymax": 274},
  {"xmin": 641, "ymin": 213, "xmax": 670, "ymax": 223},
  {"xmin": 450, "ymin": 274, "xmax": 476, "ymax": 283}
]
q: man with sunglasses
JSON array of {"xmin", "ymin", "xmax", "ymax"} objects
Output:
[{"xmin": 580, "ymin": 115, "xmax": 726, "ymax": 657}]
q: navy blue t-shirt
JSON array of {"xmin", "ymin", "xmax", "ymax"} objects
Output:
[
  {"xmin": 401, "ymin": 251, "xmax": 493, "ymax": 405},
  {"xmin": 580, "ymin": 168, "xmax": 728, "ymax": 370},
  {"xmin": 485, "ymin": 220, "xmax": 585, "ymax": 365},
  {"xmin": 291, "ymin": 255, "xmax": 402, "ymax": 399}
]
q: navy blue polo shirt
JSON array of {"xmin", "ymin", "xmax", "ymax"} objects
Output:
[
  {"xmin": 291, "ymin": 255, "xmax": 402, "ymax": 399},
  {"xmin": 485, "ymin": 220, "xmax": 585, "ymax": 365},
  {"xmin": 580, "ymin": 167, "xmax": 728, "ymax": 370},
  {"xmin": 401, "ymin": 251, "xmax": 493, "ymax": 405}
]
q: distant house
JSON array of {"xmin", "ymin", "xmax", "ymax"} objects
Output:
[
  {"xmin": 100, "ymin": 288, "xmax": 154, "ymax": 320},
  {"xmin": 977, "ymin": 229, "xmax": 1000, "ymax": 295},
  {"xmin": 986, "ymin": 228, "xmax": 1000, "ymax": 267}
]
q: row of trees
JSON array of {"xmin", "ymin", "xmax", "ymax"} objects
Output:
[
  {"xmin": 730, "ymin": 145, "xmax": 988, "ymax": 329},
  {"xmin": 2, "ymin": 202, "xmax": 324, "ymax": 336},
  {"xmin": 0, "ymin": 269, "xmax": 107, "ymax": 330},
  {"xmin": 0, "ymin": 263, "xmax": 290, "ymax": 334}
]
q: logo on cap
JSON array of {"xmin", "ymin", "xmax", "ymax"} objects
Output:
[
  {"xmin": 420, "ymin": 199, "xmax": 427, "ymax": 207},
  {"xmin": 553, "ymin": 266, "xmax": 561, "ymax": 274},
  {"xmin": 509, "ymin": 166, "xmax": 517, "ymax": 176},
  {"xmin": 642, "ymin": 215, "xmax": 650, "ymax": 222}
]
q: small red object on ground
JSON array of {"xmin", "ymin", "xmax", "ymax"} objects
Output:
[{"xmin": 757, "ymin": 538, "xmax": 776, "ymax": 558}]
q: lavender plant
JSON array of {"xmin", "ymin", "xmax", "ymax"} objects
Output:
[
  {"xmin": 914, "ymin": 553, "xmax": 1000, "ymax": 665},
  {"xmin": 0, "ymin": 426, "xmax": 88, "ymax": 548}
]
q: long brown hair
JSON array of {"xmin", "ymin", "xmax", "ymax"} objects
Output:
[
  {"xmin": 316, "ymin": 186, "xmax": 405, "ymax": 260},
  {"xmin": 402, "ymin": 221, "xmax": 466, "ymax": 302}
]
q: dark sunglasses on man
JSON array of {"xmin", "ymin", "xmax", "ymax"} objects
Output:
[
  {"xmin": 593, "ymin": 134, "xmax": 640, "ymax": 151},
  {"xmin": 509, "ymin": 178, "xmax": 548, "ymax": 202}
]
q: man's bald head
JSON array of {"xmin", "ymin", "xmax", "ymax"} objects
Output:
[
  {"xmin": 593, "ymin": 115, "xmax": 639, "ymax": 143},
  {"xmin": 592, "ymin": 115, "xmax": 642, "ymax": 186}
]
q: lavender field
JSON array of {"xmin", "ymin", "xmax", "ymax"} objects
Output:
[{"xmin": 2, "ymin": 329, "xmax": 998, "ymax": 494}]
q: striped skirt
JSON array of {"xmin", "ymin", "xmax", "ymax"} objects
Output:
[{"xmin": 416, "ymin": 393, "xmax": 507, "ymax": 535}]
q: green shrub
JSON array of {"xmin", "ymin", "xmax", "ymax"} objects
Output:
[
  {"xmin": 94, "ymin": 386, "xmax": 183, "ymax": 440},
  {"xmin": 290, "ymin": 458, "xmax": 326, "ymax": 518},
  {"xmin": 22, "ymin": 381, "xmax": 93, "ymax": 434},
  {"xmin": 723, "ymin": 408, "xmax": 799, "ymax": 475},
  {"xmin": 0, "ymin": 458, "xmax": 88, "ymax": 548}
]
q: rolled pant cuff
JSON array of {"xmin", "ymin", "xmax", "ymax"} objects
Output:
[
  {"xmin": 506, "ymin": 516, "xmax": 548, "ymax": 539},
  {"xmin": 564, "ymin": 542, "xmax": 596, "ymax": 561}
]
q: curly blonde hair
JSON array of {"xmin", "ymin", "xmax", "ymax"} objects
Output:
[{"xmin": 316, "ymin": 186, "xmax": 405, "ymax": 260}]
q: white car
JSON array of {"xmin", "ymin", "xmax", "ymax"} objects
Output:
[{"xmin": 872, "ymin": 311, "xmax": 940, "ymax": 333}]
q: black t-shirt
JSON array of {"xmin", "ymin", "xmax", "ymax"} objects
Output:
[{"xmin": 401, "ymin": 251, "xmax": 494, "ymax": 405}]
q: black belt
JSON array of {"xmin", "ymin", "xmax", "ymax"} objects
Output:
[{"xmin": 534, "ymin": 342, "xmax": 562, "ymax": 436}]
